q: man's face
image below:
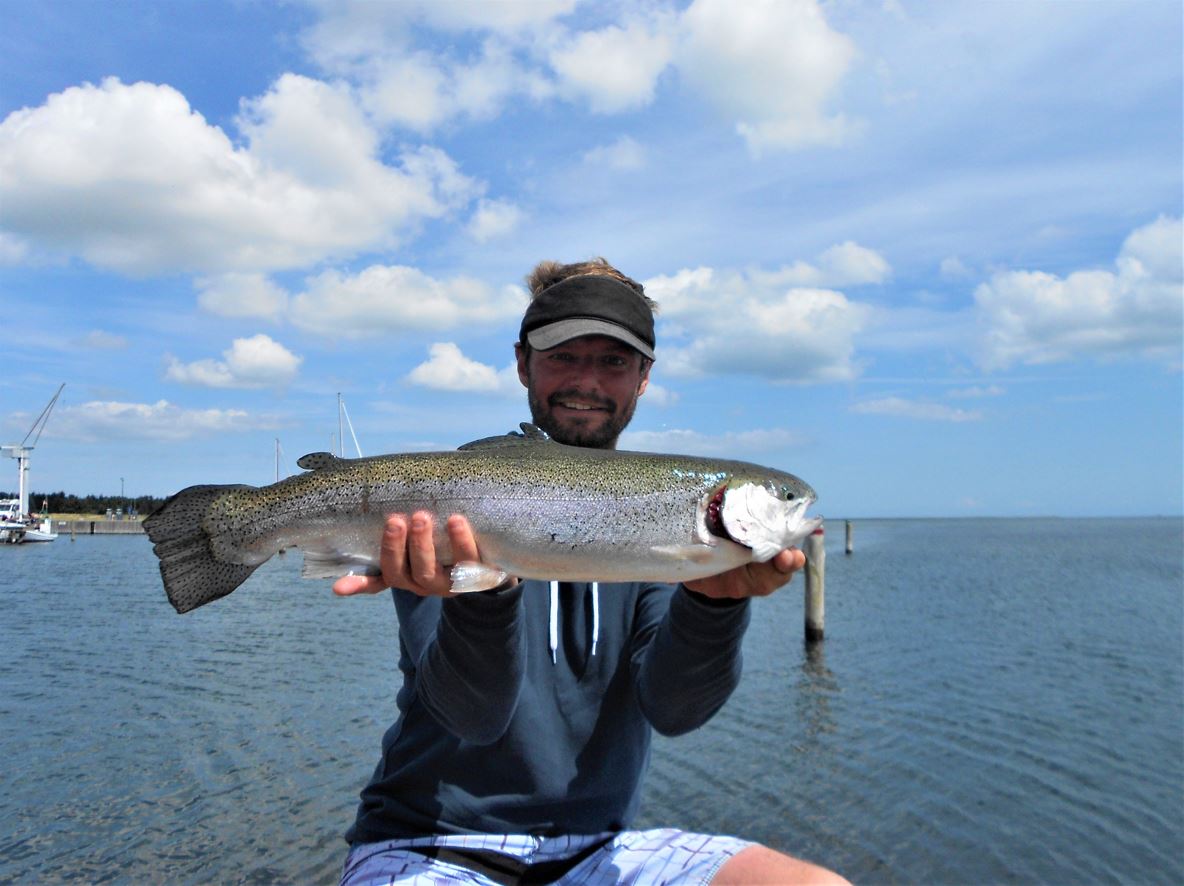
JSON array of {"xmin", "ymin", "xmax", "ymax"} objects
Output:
[{"xmin": 516, "ymin": 335, "xmax": 650, "ymax": 449}]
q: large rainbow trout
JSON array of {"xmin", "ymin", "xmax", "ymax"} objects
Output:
[{"xmin": 144, "ymin": 424, "xmax": 820, "ymax": 613}]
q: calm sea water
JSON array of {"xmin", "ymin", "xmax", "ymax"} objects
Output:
[{"xmin": 1, "ymin": 519, "xmax": 1181, "ymax": 884}]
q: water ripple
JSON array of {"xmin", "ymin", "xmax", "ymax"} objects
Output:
[{"xmin": 2, "ymin": 521, "xmax": 1182, "ymax": 884}]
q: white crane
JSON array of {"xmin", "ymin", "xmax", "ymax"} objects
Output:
[{"xmin": 2, "ymin": 383, "xmax": 64, "ymax": 519}]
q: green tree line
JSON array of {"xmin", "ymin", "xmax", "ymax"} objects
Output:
[{"xmin": 1, "ymin": 491, "xmax": 166, "ymax": 516}]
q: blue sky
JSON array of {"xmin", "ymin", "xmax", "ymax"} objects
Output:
[{"xmin": 1, "ymin": 0, "xmax": 1180, "ymax": 517}]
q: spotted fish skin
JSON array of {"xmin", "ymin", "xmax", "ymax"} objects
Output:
[{"xmin": 144, "ymin": 425, "xmax": 819, "ymax": 613}]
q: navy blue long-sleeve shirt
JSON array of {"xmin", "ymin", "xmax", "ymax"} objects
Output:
[{"xmin": 346, "ymin": 579, "xmax": 751, "ymax": 843}]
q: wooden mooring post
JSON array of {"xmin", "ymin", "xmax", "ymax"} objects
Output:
[
  {"xmin": 845, "ymin": 520, "xmax": 853, "ymax": 555},
  {"xmin": 803, "ymin": 526, "xmax": 825, "ymax": 643}
]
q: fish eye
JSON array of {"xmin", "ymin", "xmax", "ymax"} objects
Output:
[{"xmin": 781, "ymin": 486, "xmax": 795, "ymax": 501}]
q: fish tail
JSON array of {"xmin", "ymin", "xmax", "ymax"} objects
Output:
[{"xmin": 143, "ymin": 484, "xmax": 260, "ymax": 613}]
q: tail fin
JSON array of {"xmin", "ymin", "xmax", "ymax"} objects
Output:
[{"xmin": 144, "ymin": 484, "xmax": 260, "ymax": 613}]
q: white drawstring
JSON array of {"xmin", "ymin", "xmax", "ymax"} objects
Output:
[
  {"xmin": 549, "ymin": 581, "xmax": 559, "ymax": 664},
  {"xmin": 590, "ymin": 582, "xmax": 599, "ymax": 657},
  {"xmin": 547, "ymin": 581, "xmax": 600, "ymax": 664}
]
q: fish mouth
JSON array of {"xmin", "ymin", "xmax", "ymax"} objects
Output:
[{"xmin": 705, "ymin": 486, "xmax": 737, "ymax": 543}]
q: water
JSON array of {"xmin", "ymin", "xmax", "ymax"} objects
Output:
[{"xmin": 1, "ymin": 519, "xmax": 1181, "ymax": 884}]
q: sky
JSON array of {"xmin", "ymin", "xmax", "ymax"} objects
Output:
[{"xmin": 0, "ymin": 0, "xmax": 1180, "ymax": 518}]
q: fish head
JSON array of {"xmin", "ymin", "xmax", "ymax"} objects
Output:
[{"xmin": 704, "ymin": 467, "xmax": 821, "ymax": 562}]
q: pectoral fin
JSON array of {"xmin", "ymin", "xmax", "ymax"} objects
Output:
[
  {"xmin": 651, "ymin": 543, "xmax": 718, "ymax": 564},
  {"xmin": 301, "ymin": 549, "xmax": 381, "ymax": 579}
]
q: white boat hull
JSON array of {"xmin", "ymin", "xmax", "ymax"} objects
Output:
[{"xmin": 0, "ymin": 518, "xmax": 57, "ymax": 543}]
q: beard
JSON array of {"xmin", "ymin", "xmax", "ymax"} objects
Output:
[{"xmin": 527, "ymin": 386, "xmax": 639, "ymax": 449}]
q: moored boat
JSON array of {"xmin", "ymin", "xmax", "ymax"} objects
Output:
[{"xmin": 0, "ymin": 498, "xmax": 58, "ymax": 543}]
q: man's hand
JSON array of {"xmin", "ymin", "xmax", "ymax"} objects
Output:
[
  {"xmin": 332, "ymin": 512, "xmax": 482, "ymax": 598},
  {"xmin": 682, "ymin": 547, "xmax": 806, "ymax": 600}
]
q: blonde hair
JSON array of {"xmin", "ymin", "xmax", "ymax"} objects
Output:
[{"xmin": 526, "ymin": 257, "xmax": 657, "ymax": 312}]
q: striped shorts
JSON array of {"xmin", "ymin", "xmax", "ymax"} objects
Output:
[{"xmin": 340, "ymin": 829, "xmax": 754, "ymax": 886}]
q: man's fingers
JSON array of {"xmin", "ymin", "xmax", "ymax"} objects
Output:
[
  {"xmin": 406, "ymin": 511, "xmax": 442, "ymax": 588},
  {"xmin": 446, "ymin": 515, "xmax": 480, "ymax": 564},
  {"xmin": 332, "ymin": 574, "xmax": 386, "ymax": 596},
  {"xmin": 684, "ymin": 545, "xmax": 806, "ymax": 599},
  {"xmin": 752, "ymin": 549, "xmax": 804, "ymax": 593},
  {"xmin": 773, "ymin": 547, "xmax": 806, "ymax": 574},
  {"xmin": 341, "ymin": 511, "xmax": 483, "ymax": 599},
  {"xmin": 380, "ymin": 514, "xmax": 409, "ymax": 588}
]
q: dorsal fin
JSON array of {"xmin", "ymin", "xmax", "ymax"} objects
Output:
[
  {"xmin": 296, "ymin": 451, "xmax": 343, "ymax": 471},
  {"xmin": 458, "ymin": 422, "xmax": 551, "ymax": 451}
]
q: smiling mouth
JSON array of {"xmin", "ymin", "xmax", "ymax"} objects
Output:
[
  {"xmin": 551, "ymin": 395, "xmax": 614, "ymax": 414},
  {"xmin": 557, "ymin": 401, "xmax": 606, "ymax": 412}
]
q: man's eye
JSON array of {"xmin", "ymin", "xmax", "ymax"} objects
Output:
[{"xmin": 602, "ymin": 356, "xmax": 627, "ymax": 368}]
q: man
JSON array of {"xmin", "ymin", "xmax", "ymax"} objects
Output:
[{"xmin": 334, "ymin": 259, "xmax": 847, "ymax": 885}]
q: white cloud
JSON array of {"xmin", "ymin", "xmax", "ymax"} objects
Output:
[
  {"xmin": 196, "ymin": 273, "xmax": 290, "ymax": 320},
  {"xmin": 620, "ymin": 427, "xmax": 808, "ymax": 457},
  {"xmin": 751, "ymin": 241, "xmax": 890, "ymax": 289},
  {"xmin": 290, "ymin": 265, "xmax": 526, "ymax": 338},
  {"xmin": 645, "ymin": 264, "xmax": 871, "ymax": 382},
  {"xmin": 49, "ymin": 400, "xmax": 266, "ymax": 442},
  {"xmin": 300, "ymin": 0, "xmax": 576, "ymax": 68},
  {"xmin": 677, "ymin": 0, "xmax": 858, "ymax": 152},
  {"xmin": 0, "ymin": 77, "xmax": 478, "ymax": 274},
  {"xmin": 975, "ymin": 216, "xmax": 1183, "ymax": 369},
  {"xmin": 302, "ymin": 0, "xmax": 561, "ymax": 133},
  {"xmin": 850, "ymin": 397, "xmax": 983, "ymax": 422},
  {"xmin": 816, "ymin": 241, "xmax": 891, "ymax": 285},
  {"xmin": 0, "ymin": 232, "xmax": 28, "ymax": 264},
  {"xmin": 165, "ymin": 334, "xmax": 302, "ymax": 389},
  {"xmin": 581, "ymin": 135, "xmax": 647, "ymax": 171},
  {"xmin": 1117, "ymin": 214, "xmax": 1183, "ymax": 284},
  {"xmin": 298, "ymin": 1, "xmax": 859, "ymax": 153},
  {"xmin": 467, "ymin": 198, "xmax": 524, "ymax": 242},
  {"xmin": 397, "ymin": 143, "xmax": 482, "ymax": 207},
  {"xmin": 357, "ymin": 42, "xmax": 544, "ymax": 132},
  {"xmin": 406, "ymin": 342, "xmax": 520, "ymax": 394},
  {"xmin": 940, "ymin": 256, "xmax": 971, "ymax": 279},
  {"xmin": 409, "ymin": 0, "xmax": 577, "ymax": 33},
  {"xmin": 639, "ymin": 381, "xmax": 678, "ymax": 408},
  {"xmin": 947, "ymin": 385, "xmax": 1005, "ymax": 399},
  {"xmin": 77, "ymin": 330, "xmax": 129, "ymax": 350},
  {"xmin": 236, "ymin": 73, "xmax": 378, "ymax": 187},
  {"xmin": 358, "ymin": 53, "xmax": 451, "ymax": 131},
  {"xmin": 549, "ymin": 14, "xmax": 675, "ymax": 113}
]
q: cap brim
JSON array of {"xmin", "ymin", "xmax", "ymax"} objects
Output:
[{"xmin": 526, "ymin": 318, "xmax": 655, "ymax": 360}]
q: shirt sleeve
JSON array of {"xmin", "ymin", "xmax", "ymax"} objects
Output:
[
  {"xmin": 632, "ymin": 585, "xmax": 752, "ymax": 736},
  {"xmin": 394, "ymin": 585, "xmax": 527, "ymax": 745}
]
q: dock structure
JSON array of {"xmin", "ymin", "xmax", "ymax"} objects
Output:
[{"xmin": 55, "ymin": 519, "xmax": 145, "ymax": 536}]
